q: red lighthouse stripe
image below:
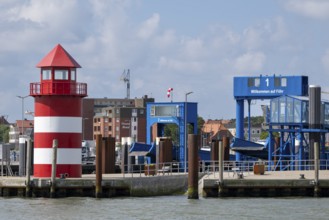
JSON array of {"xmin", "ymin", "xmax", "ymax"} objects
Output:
[
  {"xmin": 35, "ymin": 96, "xmax": 82, "ymax": 117},
  {"xmin": 34, "ymin": 133, "xmax": 81, "ymax": 149},
  {"xmin": 34, "ymin": 164, "xmax": 81, "ymax": 178}
]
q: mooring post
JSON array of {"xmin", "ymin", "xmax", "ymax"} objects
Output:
[
  {"xmin": 50, "ymin": 139, "xmax": 58, "ymax": 198},
  {"xmin": 187, "ymin": 134, "xmax": 199, "ymax": 199},
  {"xmin": 314, "ymin": 142, "xmax": 320, "ymax": 196},
  {"xmin": 218, "ymin": 141, "xmax": 224, "ymax": 196},
  {"xmin": 211, "ymin": 140, "xmax": 219, "ymax": 172},
  {"xmin": 19, "ymin": 137, "xmax": 27, "ymax": 176},
  {"xmin": 95, "ymin": 134, "xmax": 103, "ymax": 198},
  {"xmin": 25, "ymin": 138, "xmax": 32, "ymax": 197}
]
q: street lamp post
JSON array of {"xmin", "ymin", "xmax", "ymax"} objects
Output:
[
  {"xmin": 17, "ymin": 95, "xmax": 29, "ymax": 135},
  {"xmin": 184, "ymin": 91, "xmax": 193, "ymax": 173}
]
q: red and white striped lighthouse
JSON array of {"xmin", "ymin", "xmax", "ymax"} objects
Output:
[{"xmin": 30, "ymin": 44, "xmax": 87, "ymax": 178}]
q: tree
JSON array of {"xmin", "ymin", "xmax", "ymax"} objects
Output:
[
  {"xmin": 164, "ymin": 124, "xmax": 179, "ymax": 145},
  {"xmin": 0, "ymin": 124, "xmax": 10, "ymax": 143},
  {"xmin": 260, "ymin": 131, "xmax": 280, "ymax": 140},
  {"xmin": 197, "ymin": 116, "xmax": 205, "ymax": 135},
  {"xmin": 163, "ymin": 116, "xmax": 205, "ymax": 146}
]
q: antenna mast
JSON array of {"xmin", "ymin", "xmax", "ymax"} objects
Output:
[{"xmin": 120, "ymin": 69, "xmax": 130, "ymax": 99}]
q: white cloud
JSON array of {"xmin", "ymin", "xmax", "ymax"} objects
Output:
[
  {"xmin": 321, "ymin": 49, "xmax": 329, "ymax": 72},
  {"xmin": 152, "ymin": 30, "xmax": 177, "ymax": 50},
  {"xmin": 180, "ymin": 37, "xmax": 205, "ymax": 60},
  {"xmin": 137, "ymin": 13, "xmax": 160, "ymax": 39},
  {"xmin": 242, "ymin": 27, "xmax": 263, "ymax": 50},
  {"xmin": 270, "ymin": 17, "xmax": 288, "ymax": 42},
  {"xmin": 284, "ymin": 0, "xmax": 329, "ymax": 19},
  {"xmin": 158, "ymin": 56, "xmax": 203, "ymax": 72},
  {"xmin": 0, "ymin": 1, "xmax": 327, "ymax": 122},
  {"xmin": 234, "ymin": 52, "xmax": 266, "ymax": 73}
]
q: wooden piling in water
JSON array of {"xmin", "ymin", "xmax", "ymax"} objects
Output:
[
  {"xmin": 211, "ymin": 140, "xmax": 219, "ymax": 172},
  {"xmin": 218, "ymin": 141, "xmax": 224, "ymax": 197},
  {"xmin": 314, "ymin": 142, "xmax": 320, "ymax": 197},
  {"xmin": 50, "ymin": 139, "xmax": 58, "ymax": 198},
  {"xmin": 187, "ymin": 134, "xmax": 199, "ymax": 199},
  {"xmin": 95, "ymin": 135, "xmax": 102, "ymax": 198},
  {"xmin": 25, "ymin": 138, "xmax": 32, "ymax": 197}
]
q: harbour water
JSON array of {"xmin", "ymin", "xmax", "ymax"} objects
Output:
[{"xmin": 1, "ymin": 196, "xmax": 329, "ymax": 220}]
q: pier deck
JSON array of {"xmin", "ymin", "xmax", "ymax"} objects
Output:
[
  {"xmin": 2, "ymin": 171, "xmax": 329, "ymax": 198},
  {"xmin": 202, "ymin": 170, "xmax": 329, "ymax": 197}
]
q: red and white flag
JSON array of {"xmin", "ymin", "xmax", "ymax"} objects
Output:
[{"xmin": 167, "ymin": 87, "xmax": 173, "ymax": 98}]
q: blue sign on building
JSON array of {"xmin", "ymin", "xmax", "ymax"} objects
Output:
[{"xmin": 234, "ymin": 75, "xmax": 308, "ymax": 99}]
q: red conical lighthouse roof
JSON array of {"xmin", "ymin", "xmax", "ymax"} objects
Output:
[{"xmin": 36, "ymin": 44, "xmax": 81, "ymax": 68}]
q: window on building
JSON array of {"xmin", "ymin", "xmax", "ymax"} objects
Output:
[
  {"xmin": 105, "ymin": 118, "xmax": 108, "ymax": 123},
  {"xmin": 133, "ymin": 117, "xmax": 137, "ymax": 122},
  {"xmin": 248, "ymin": 77, "xmax": 260, "ymax": 87},
  {"xmin": 116, "ymin": 109, "xmax": 120, "ymax": 114},
  {"xmin": 132, "ymin": 109, "xmax": 137, "ymax": 114},
  {"xmin": 98, "ymin": 126, "xmax": 100, "ymax": 131},
  {"xmin": 42, "ymin": 69, "xmax": 51, "ymax": 80},
  {"xmin": 54, "ymin": 70, "xmax": 69, "ymax": 80},
  {"xmin": 116, "ymin": 135, "xmax": 119, "ymax": 141},
  {"xmin": 109, "ymin": 126, "xmax": 112, "ymax": 131},
  {"xmin": 116, "ymin": 119, "xmax": 119, "ymax": 123},
  {"xmin": 71, "ymin": 69, "xmax": 76, "ymax": 81},
  {"xmin": 140, "ymin": 109, "xmax": 144, "ymax": 114},
  {"xmin": 109, "ymin": 118, "xmax": 112, "ymax": 123},
  {"xmin": 116, "ymin": 126, "xmax": 119, "ymax": 131},
  {"xmin": 134, "ymin": 126, "xmax": 136, "ymax": 131},
  {"xmin": 274, "ymin": 77, "xmax": 287, "ymax": 87},
  {"xmin": 94, "ymin": 118, "xmax": 97, "ymax": 123}
]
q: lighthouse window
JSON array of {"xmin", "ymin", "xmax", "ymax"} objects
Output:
[
  {"xmin": 42, "ymin": 70, "xmax": 51, "ymax": 80},
  {"xmin": 71, "ymin": 69, "xmax": 76, "ymax": 81},
  {"xmin": 54, "ymin": 70, "xmax": 69, "ymax": 80}
]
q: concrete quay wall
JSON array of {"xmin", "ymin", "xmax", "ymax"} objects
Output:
[
  {"xmin": 202, "ymin": 171, "xmax": 329, "ymax": 197},
  {"xmin": 0, "ymin": 174, "xmax": 188, "ymax": 198}
]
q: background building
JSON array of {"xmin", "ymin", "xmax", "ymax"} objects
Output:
[
  {"xmin": 93, "ymin": 106, "xmax": 146, "ymax": 145},
  {"xmin": 82, "ymin": 95, "xmax": 154, "ymax": 143},
  {"xmin": 9, "ymin": 120, "xmax": 34, "ymax": 148},
  {"xmin": 201, "ymin": 120, "xmax": 233, "ymax": 146}
]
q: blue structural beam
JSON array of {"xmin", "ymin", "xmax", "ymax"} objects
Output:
[
  {"xmin": 146, "ymin": 102, "xmax": 198, "ymax": 171},
  {"xmin": 233, "ymin": 75, "xmax": 308, "ymax": 163},
  {"xmin": 235, "ymin": 99, "xmax": 244, "ymax": 161}
]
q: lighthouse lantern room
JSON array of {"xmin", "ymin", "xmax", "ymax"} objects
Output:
[{"xmin": 30, "ymin": 44, "xmax": 87, "ymax": 178}]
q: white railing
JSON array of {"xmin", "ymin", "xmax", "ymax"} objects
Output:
[
  {"xmin": 120, "ymin": 162, "xmax": 183, "ymax": 178},
  {"xmin": 113, "ymin": 159, "xmax": 329, "ymax": 178},
  {"xmin": 200, "ymin": 159, "xmax": 329, "ymax": 179}
]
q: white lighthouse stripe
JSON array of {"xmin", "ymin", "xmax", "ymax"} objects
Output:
[
  {"xmin": 34, "ymin": 148, "xmax": 81, "ymax": 164},
  {"xmin": 34, "ymin": 116, "xmax": 82, "ymax": 133}
]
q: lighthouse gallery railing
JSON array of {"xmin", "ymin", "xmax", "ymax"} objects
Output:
[{"xmin": 30, "ymin": 82, "xmax": 87, "ymax": 96}]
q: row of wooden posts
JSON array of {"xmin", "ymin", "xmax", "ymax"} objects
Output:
[
  {"xmin": 186, "ymin": 135, "xmax": 323, "ymax": 199},
  {"xmin": 23, "ymin": 133, "xmax": 322, "ymax": 199},
  {"xmin": 22, "ymin": 134, "xmax": 221, "ymax": 199}
]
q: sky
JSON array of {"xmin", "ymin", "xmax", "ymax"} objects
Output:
[{"xmin": 1, "ymin": 0, "xmax": 329, "ymax": 123}]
